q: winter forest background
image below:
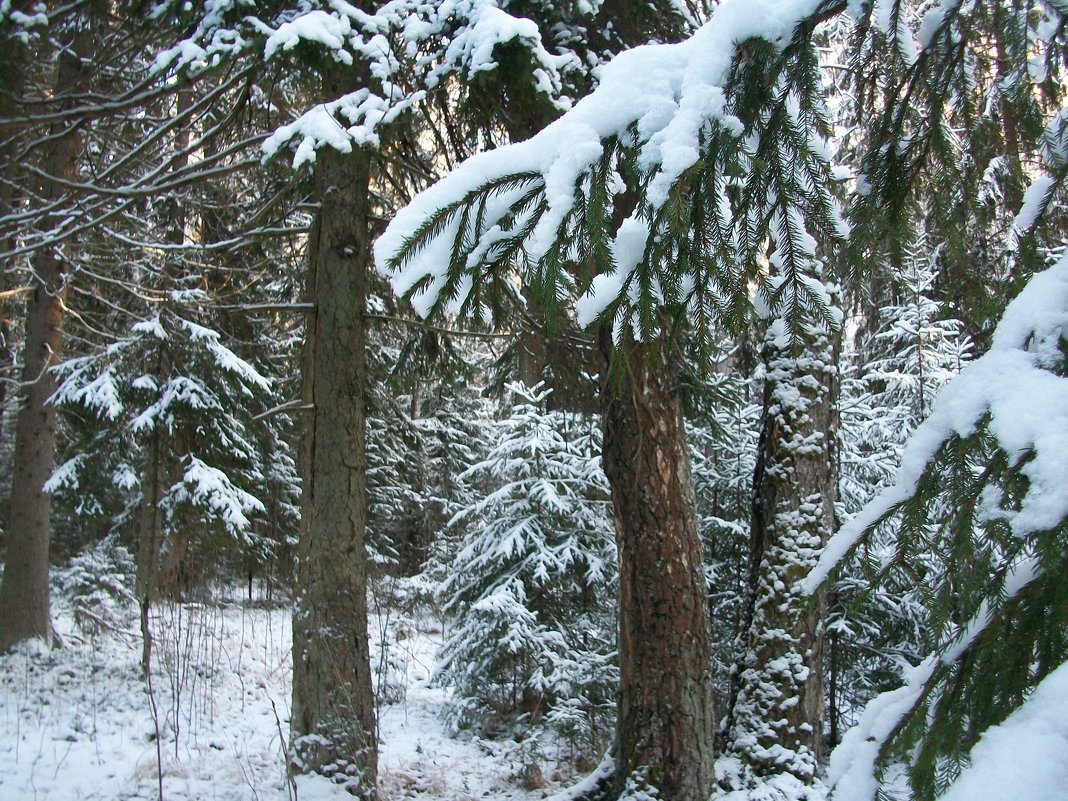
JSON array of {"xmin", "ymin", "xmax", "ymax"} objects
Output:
[{"xmin": 1, "ymin": 1, "xmax": 1067, "ymax": 800}]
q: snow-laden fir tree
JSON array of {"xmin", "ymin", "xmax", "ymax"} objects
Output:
[
  {"xmin": 0, "ymin": 1, "xmax": 315, "ymax": 651},
  {"xmin": 376, "ymin": 1, "xmax": 1067, "ymax": 794},
  {"xmin": 438, "ymin": 384, "xmax": 617, "ymax": 758},
  {"xmin": 49, "ymin": 296, "xmax": 277, "ymax": 602},
  {"xmin": 863, "ymin": 239, "xmax": 973, "ymax": 424},
  {"xmin": 52, "ymin": 534, "xmax": 137, "ymax": 638}
]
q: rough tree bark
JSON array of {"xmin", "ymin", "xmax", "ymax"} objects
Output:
[
  {"xmin": 0, "ymin": 25, "xmax": 92, "ymax": 652},
  {"xmin": 0, "ymin": 17, "xmax": 30, "ymax": 487},
  {"xmin": 727, "ymin": 325, "xmax": 838, "ymax": 782},
  {"xmin": 289, "ymin": 61, "xmax": 378, "ymax": 798},
  {"xmin": 597, "ymin": 333, "xmax": 717, "ymax": 801}
]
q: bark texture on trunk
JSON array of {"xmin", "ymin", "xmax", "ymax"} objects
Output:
[
  {"xmin": 0, "ymin": 28, "xmax": 91, "ymax": 652},
  {"xmin": 290, "ymin": 67, "xmax": 378, "ymax": 796},
  {"xmin": 136, "ymin": 424, "xmax": 166, "ymax": 672},
  {"xmin": 599, "ymin": 335, "xmax": 716, "ymax": 801},
  {"xmin": 727, "ymin": 327, "xmax": 837, "ymax": 781},
  {"xmin": 0, "ymin": 27, "xmax": 27, "ymax": 554}
]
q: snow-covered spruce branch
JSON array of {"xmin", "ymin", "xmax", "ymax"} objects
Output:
[
  {"xmin": 806, "ymin": 250, "xmax": 1068, "ymax": 799},
  {"xmin": 808, "ymin": 251, "xmax": 1068, "ymax": 590},
  {"xmin": 825, "ymin": 551, "xmax": 1041, "ymax": 801},
  {"xmin": 160, "ymin": 0, "xmax": 592, "ymax": 168},
  {"xmin": 376, "ymin": 0, "xmax": 851, "ymax": 353}
]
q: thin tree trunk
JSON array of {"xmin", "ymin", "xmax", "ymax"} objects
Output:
[
  {"xmin": 0, "ymin": 25, "xmax": 92, "ymax": 652},
  {"xmin": 136, "ymin": 421, "xmax": 166, "ymax": 673},
  {"xmin": 289, "ymin": 63, "xmax": 378, "ymax": 799},
  {"xmin": 727, "ymin": 326, "xmax": 838, "ymax": 782},
  {"xmin": 148, "ymin": 87, "xmax": 196, "ymax": 605},
  {"xmin": 598, "ymin": 333, "xmax": 716, "ymax": 801}
]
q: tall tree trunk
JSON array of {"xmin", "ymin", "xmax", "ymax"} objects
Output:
[
  {"xmin": 290, "ymin": 64, "xmax": 378, "ymax": 798},
  {"xmin": 0, "ymin": 25, "xmax": 92, "ymax": 652},
  {"xmin": 727, "ymin": 325, "xmax": 838, "ymax": 782},
  {"xmin": 0, "ymin": 17, "xmax": 30, "ymax": 487},
  {"xmin": 598, "ymin": 333, "xmax": 716, "ymax": 801}
]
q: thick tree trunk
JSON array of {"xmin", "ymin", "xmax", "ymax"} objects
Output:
[
  {"xmin": 727, "ymin": 327, "xmax": 838, "ymax": 781},
  {"xmin": 0, "ymin": 27, "xmax": 91, "ymax": 652},
  {"xmin": 599, "ymin": 334, "xmax": 716, "ymax": 801},
  {"xmin": 290, "ymin": 64, "xmax": 378, "ymax": 797}
]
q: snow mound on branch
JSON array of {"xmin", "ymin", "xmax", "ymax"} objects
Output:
[{"xmin": 376, "ymin": 0, "xmax": 839, "ymax": 315}]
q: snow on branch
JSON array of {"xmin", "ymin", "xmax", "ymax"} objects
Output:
[
  {"xmin": 807, "ymin": 249, "xmax": 1068, "ymax": 593},
  {"xmin": 156, "ymin": 0, "xmax": 582, "ymax": 167},
  {"xmin": 376, "ymin": 0, "xmax": 850, "ymax": 345},
  {"xmin": 169, "ymin": 455, "xmax": 266, "ymax": 539},
  {"xmin": 825, "ymin": 551, "xmax": 1041, "ymax": 801}
]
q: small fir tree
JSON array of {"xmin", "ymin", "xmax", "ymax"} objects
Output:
[
  {"xmin": 50, "ymin": 296, "xmax": 276, "ymax": 596},
  {"xmin": 437, "ymin": 383, "xmax": 617, "ymax": 757}
]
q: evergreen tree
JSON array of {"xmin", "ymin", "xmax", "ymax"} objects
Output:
[
  {"xmin": 49, "ymin": 301, "xmax": 278, "ymax": 597},
  {"xmin": 437, "ymin": 383, "xmax": 616, "ymax": 756},
  {"xmin": 0, "ymin": 1, "xmax": 309, "ymax": 650}
]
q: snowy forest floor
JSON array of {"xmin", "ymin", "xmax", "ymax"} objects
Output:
[{"xmin": 0, "ymin": 587, "xmax": 582, "ymax": 801}]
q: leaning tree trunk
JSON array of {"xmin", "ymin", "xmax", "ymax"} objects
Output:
[
  {"xmin": 0, "ymin": 26, "xmax": 92, "ymax": 652},
  {"xmin": 726, "ymin": 324, "xmax": 838, "ymax": 782},
  {"xmin": 598, "ymin": 333, "xmax": 717, "ymax": 801},
  {"xmin": 290, "ymin": 63, "xmax": 378, "ymax": 798}
]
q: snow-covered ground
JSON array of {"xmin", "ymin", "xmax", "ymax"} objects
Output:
[
  {"xmin": 0, "ymin": 589, "xmax": 559, "ymax": 801},
  {"xmin": 10, "ymin": 585, "xmax": 1067, "ymax": 801}
]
